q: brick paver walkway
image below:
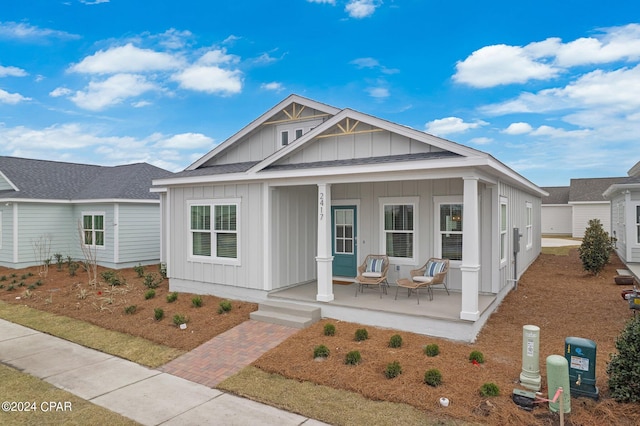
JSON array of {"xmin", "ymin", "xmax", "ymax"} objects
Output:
[{"xmin": 159, "ymin": 320, "xmax": 298, "ymax": 388}]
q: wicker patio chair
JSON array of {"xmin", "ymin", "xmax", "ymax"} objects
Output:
[
  {"xmin": 396, "ymin": 258, "xmax": 450, "ymax": 303},
  {"xmin": 354, "ymin": 254, "xmax": 390, "ymax": 298}
]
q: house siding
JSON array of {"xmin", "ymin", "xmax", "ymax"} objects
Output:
[
  {"xmin": 168, "ymin": 183, "xmax": 264, "ymax": 290},
  {"xmin": 542, "ymin": 205, "xmax": 572, "ymax": 235},
  {"xmin": 0, "ymin": 206, "xmax": 12, "ymax": 264},
  {"xmin": 71, "ymin": 204, "xmax": 116, "ymax": 267},
  {"xmin": 572, "ymin": 203, "xmax": 611, "ymax": 238},
  {"xmin": 116, "ymin": 203, "xmax": 162, "ymax": 267}
]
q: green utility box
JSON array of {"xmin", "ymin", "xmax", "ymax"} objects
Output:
[{"xmin": 565, "ymin": 337, "xmax": 599, "ymax": 400}]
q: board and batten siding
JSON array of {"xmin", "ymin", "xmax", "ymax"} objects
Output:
[
  {"xmin": 168, "ymin": 183, "xmax": 264, "ymax": 290},
  {"xmin": 497, "ymin": 181, "xmax": 542, "ymax": 293},
  {"xmin": 542, "ymin": 205, "xmax": 572, "ymax": 235}
]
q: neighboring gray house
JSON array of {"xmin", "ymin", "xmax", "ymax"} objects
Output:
[
  {"xmin": 542, "ymin": 177, "xmax": 626, "ymax": 238},
  {"xmin": 0, "ymin": 156, "xmax": 173, "ymax": 269},
  {"xmin": 152, "ymin": 94, "xmax": 546, "ymax": 341},
  {"xmin": 604, "ymin": 161, "xmax": 640, "ymax": 266}
]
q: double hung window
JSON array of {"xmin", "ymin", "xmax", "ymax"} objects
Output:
[
  {"xmin": 439, "ymin": 202, "xmax": 463, "ymax": 261},
  {"xmin": 380, "ymin": 197, "xmax": 418, "ymax": 263},
  {"xmin": 190, "ymin": 201, "xmax": 239, "ymax": 260},
  {"xmin": 83, "ymin": 213, "xmax": 105, "ymax": 247}
]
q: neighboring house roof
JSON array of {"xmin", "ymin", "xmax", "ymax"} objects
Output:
[
  {"xmin": 542, "ymin": 177, "xmax": 627, "ymax": 205},
  {"xmin": 603, "ymin": 160, "xmax": 640, "ymax": 198},
  {"xmin": 541, "ymin": 186, "xmax": 570, "ymax": 204},
  {"xmin": 0, "ymin": 156, "xmax": 173, "ymax": 201}
]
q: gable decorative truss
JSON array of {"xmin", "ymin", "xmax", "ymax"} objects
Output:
[
  {"xmin": 316, "ymin": 117, "xmax": 384, "ymax": 139},
  {"xmin": 262, "ymin": 102, "xmax": 332, "ymax": 126}
]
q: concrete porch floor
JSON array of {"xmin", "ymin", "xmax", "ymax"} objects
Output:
[{"xmin": 268, "ymin": 281, "xmax": 497, "ymax": 341}]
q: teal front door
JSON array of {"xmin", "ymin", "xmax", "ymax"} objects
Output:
[{"xmin": 332, "ymin": 206, "xmax": 357, "ymax": 277}]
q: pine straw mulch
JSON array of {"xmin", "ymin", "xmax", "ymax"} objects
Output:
[
  {"xmin": 0, "ymin": 264, "xmax": 257, "ymax": 352},
  {"xmin": 253, "ymin": 250, "xmax": 640, "ymax": 425}
]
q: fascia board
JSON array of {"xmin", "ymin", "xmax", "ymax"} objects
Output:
[
  {"xmin": 484, "ymin": 157, "xmax": 548, "ymax": 197},
  {"xmin": 603, "ymin": 183, "xmax": 640, "ymax": 198},
  {"xmin": 0, "ymin": 198, "xmax": 158, "ymax": 204},
  {"xmin": 568, "ymin": 201, "xmax": 610, "ymax": 205},
  {"xmin": 186, "ymin": 95, "xmax": 340, "ymax": 171}
]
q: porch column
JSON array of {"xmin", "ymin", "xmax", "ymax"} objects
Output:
[
  {"xmin": 316, "ymin": 183, "xmax": 334, "ymax": 302},
  {"xmin": 460, "ymin": 176, "xmax": 480, "ymax": 321}
]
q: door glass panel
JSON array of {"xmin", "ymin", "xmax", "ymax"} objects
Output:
[{"xmin": 334, "ymin": 208, "xmax": 354, "ymax": 254}]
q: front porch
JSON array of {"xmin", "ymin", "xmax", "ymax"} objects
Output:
[{"xmin": 267, "ymin": 281, "xmax": 498, "ymax": 342}]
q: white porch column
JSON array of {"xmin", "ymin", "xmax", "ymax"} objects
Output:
[
  {"xmin": 316, "ymin": 183, "xmax": 334, "ymax": 302},
  {"xmin": 460, "ymin": 176, "xmax": 480, "ymax": 321}
]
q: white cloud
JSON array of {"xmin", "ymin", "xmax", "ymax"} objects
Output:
[
  {"xmin": 154, "ymin": 28, "xmax": 193, "ymax": 50},
  {"xmin": 345, "ymin": 0, "xmax": 379, "ymax": 18},
  {"xmin": 70, "ymin": 74, "xmax": 157, "ymax": 110},
  {"xmin": 469, "ymin": 137, "xmax": 492, "ymax": 145},
  {"xmin": 261, "ymin": 82, "xmax": 285, "ymax": 92},
  {"xmin": 154, "ymin": 132, "xmax": 214, "ymax": 149},
  {"xmin": 172, "ymin": 65, "xmax": 242, "ymax": 95},
  {"xmin": 198, "ymin": 48, "xmax": 240, "ymax": 66},
  {"xmin": 366, "ymin": 86, "xmax": 389, "ymax": 98},
  {"xmin": 307, "ymin": 0, "xmax": 336, "ymax": 4},
  {"xmin": 80, "ymin": 0, "xmax": 109, "ymax": 4},
  {"xmin": 351, "ymin": 57, "xmax": 399, "ymax": 74},
  {"xmin": 0, "ymin": 65, "xmax": 27, "ymax": 77},
  {"xmin": 425, "ymin": 117, "xmax": 488, "ymax": 136},
  {"xmin": 455, "ymin": 24, "xmax": 640, "ymax": 88},
  {"xmin": 0, "ymin": 88, "xmax": 30, "ymax": 104},
  {"xmin": 0, "ymin": 21, "xmax": 79, "ymax": 40},
  {"xmin": 49, "ymin": 87, "xmax": 72, "ymax": 97},
  {"xmin": 454, "ymin": 44, "xmax": 560, "ymax": 88},
  {"xmin": 503, "ymin": 122, "xmax": 533, "ymax": 135},
  {"xmin": 70, "ymin": 43, "xmax": 183, "ymax": 74}
]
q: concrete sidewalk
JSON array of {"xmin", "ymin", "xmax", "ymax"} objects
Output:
[{"xmin": 0, "ymin": 319, "xmax": 326, "ymax": 426}]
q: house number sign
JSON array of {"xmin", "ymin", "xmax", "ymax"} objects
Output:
[{"xmin": 318, "ymin": 190, "xmax": 325, "ymax": 220}]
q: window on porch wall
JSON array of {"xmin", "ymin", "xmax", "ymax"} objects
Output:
[
  {"xmin": 526, "ymin": 202, "xmax": 533, "ymax": 249},
  {"xmin": 383, "ymin": 204, "xmax": 414, "ymax": 258},
  {"xmin": 636, "ymin": 205, "xmax": 640, "ymax": 244},
  {"xmin": 439, "ymin": 204, "xmax": 463, "ymax": 260},
  {"xmin": 500, "ymin": 199, "xmax": 508, "ymax": 263}
]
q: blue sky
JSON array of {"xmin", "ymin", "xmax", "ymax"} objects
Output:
[{"xmin": 1, "ymin": 0, "xmax": 639, "ymax": 186}]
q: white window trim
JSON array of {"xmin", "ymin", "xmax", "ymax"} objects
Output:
[
  {"xmin": 280, "ymin": 130, "xmax": 289, "ymax": 146},
  {"xmin": 0, "ymin": 211, "xmax": 2, "ymax": 249},
  {"xmin": 635, "ymin": 204, "xmax": 640, "ymax": 246},
  {"xmin": 379, "ymin": 196, "xmax": 419, "ymax": 265},
  {"xmin": 499, "ymin": 197, "xmax": 508, "ymax": 265},
  {"xmin": 187, "ymin": 198, "xmax": 241, "ymax": 265},
  {"xmin": 525, "ymin": 201, "xmax": 533, "ymax": 250},
  {"xmin": 81, "ymin": 211, "xmax": 106, "ymax": 250},
  {"xmin": 433, "ymin": 195, "xmax": 463, "ymax": 265}
]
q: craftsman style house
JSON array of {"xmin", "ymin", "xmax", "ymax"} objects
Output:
[{"xmin": 152, "ymin": 95, "xmax": 546, "ymax": 340}]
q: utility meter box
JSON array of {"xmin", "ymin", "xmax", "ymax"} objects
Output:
[{"xmin": 564, "ymin": 337, "xmax": 599, "ymax": 400}]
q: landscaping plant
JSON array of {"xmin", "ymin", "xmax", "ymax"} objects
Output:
[
  {"xmin": 191, "ymin": 296, "xmax": 203, "ymax": 308},
  {"xmin": 323, "ymin": 323, "xmax": 336, "ymax": 336},
  {"xmin": 218, "ymin": 300, "xmax": 232, "ymax": 314},
  {"xmin": 385, "ymin": 361, "xmax": 402, "ymax": 379},
  {"xmin": 469, "ymin": 350, "xmax": 485, "ymax": 364},
  {"xmin": 424, "ymin": 369, "xmax": 442, "ymax": 387},
  {"xmin": 388, "ymin": 334, "xmax": 402, "ymax": 348},
  {"xmin": 153, "ymin": 308, "xmax": 164, "ymax": 321},
  {"xmin": 345, "ymin": 350, "xmax": 362, "ymax": 365},
  {"xmin": 607, "ymin": 315, "xmax": 640, "ymax": 402},
  {"xmin": 480, "ymin": 382, "xmax": 500, "ymax": 397},
  {"xmin": 578, "ymin": 218, "xmax": 613, "ymax": 275},
  {"xmin": 354, "ymin": 328, "xmax": 369, "ymax": 341},
  {"xmin": 313, "ymin": 344, "xmax": 330, "ymax": 359},
  {"xmin": 423, "ymin": 343, "xmax": 440, "ymax": 357},
  {"xmin": 166, "ymin": 292, "xmax": 178, "ymax": 303},
  {"xmin": 144, "ymin": 289, "xmax": 156, "ymax": 300}
]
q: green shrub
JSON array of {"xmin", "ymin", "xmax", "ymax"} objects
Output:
[
  {"xmin": 323, "ymin": 323, "xmax": 336, "ymax": 336},
  {"xmin": 101, "ymin": 270, "xmax": 125, "ymax": 286},
  {"xmin": 133, "ymin": 264, "xmax": 145, "ymax": 278},
  {"xmin": 218, "ymin": 300, "xmax": 232, "ymax": 314},
  {"xmin": 480, "ymin": 382, "xmax": 500, "ymax": 397},
  {"xmin": 607, "ymin": 315, "xmax": 640, "ymax": 402},
  {"xmin": 54, "ymin": 253, "xmax": 64, "ymax": 270},
  {"xmin": 469, "ymin": 350, "xmax": 485, "ymax": 364},
  {"xmin": 0, "ymin": 275, "xmax": 6, "ymax": 281},
  {"xmin": 154, "ymin": 308, "xmax": 164, "ymax": 321},
  {"xmin": 313, "ymin": 344, "xmax": 330, "ymax": 359},
  {"xmin": 578, "ymin": 218, "xmax": 614, "ymax": 275},
  {"xmin": 143, "ymin": 273, "xmax": 162, "ymax": 289},
  {"xmin": 144, "ymin": 289, "xmax": 156, "ymax": 300},
  {"xmin": 345, "ymin": 350, "xmax": 362, "ymax": 365},
  {"xmin": 68, "ymin": 262, "xmax": 79, "ymax": 276},
  {"xmin": 424, "ymin": 343, "xmax": 440, "ymax": 357},
  {"xmin": 158, "ymin": 263, "xmax": 167, "ymax": 279},
  {"xmin": 124, "ymin": 305, "xmax": 137, "ymax": 315},
  {"xmin": 354, "ymin": 328, "xmax": 369, "ymax": 341},
  {"xmin": 424, "ymin": 369, "xmax": 442, "ymax": 387},
  {"xmin": 35, "ymin": 280, "xmax": 43, "ymax": 286},
  {"xmin": 166, "ymin": 292, "xmax": 178, "ymax": 303},
  {"xmin": 173, "ymin": 314, "xmax": 188, "ymax": 326},
  {"xmin": 192, "ymin": 296, "xmax": 203, "ymax": 308},
  {"xmin": 385, "ymin": 361, "xmax": 402, "ymax": 379},
  {"xmin": 388, "ymin": 334, "xmax": 403, "ymax": 348}
]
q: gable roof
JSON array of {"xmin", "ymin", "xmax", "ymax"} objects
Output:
[
  {"xmin": 0, "ymin": 156, "xmax": 173, "ymax": 201},
  {"xmin": 153, "ymin": 94, "xmax": 546, "ymax": 197},
  {"xmin": 568, "ymin": 177, "xmax": 627, "ymax": 202}
]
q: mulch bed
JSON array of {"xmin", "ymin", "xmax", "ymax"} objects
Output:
[{"xmin": 253, "ymin": 250, "xmax": 640, "ymax": 425}]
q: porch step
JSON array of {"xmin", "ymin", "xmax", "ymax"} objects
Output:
[{"xmin": 250, "ymin": 301, "xmax": 321, "ymax": 329}]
